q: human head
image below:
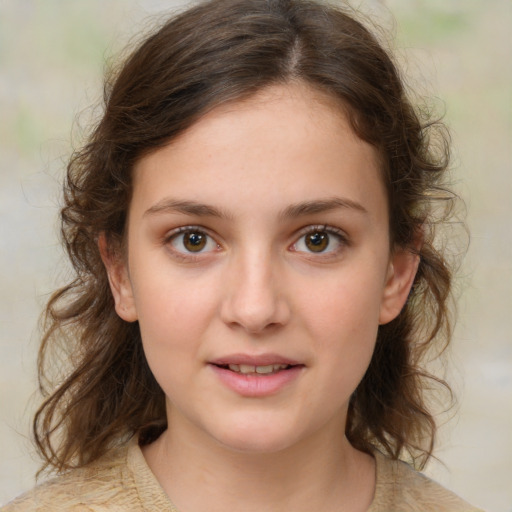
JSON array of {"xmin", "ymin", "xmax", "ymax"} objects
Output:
[{"xmin": 36, "ymin": 0, "xmax": 453, "ymax": 472}]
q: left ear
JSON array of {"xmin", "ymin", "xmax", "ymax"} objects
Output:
[{"xmin": 379, "ymin": 246, "xmax": 420, "ymax": 325}]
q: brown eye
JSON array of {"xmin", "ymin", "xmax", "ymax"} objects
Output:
[
  {"xmin": 305, "ymin": 231, "xmax": 329, "ymax": 252},
  {"xmin": 169, "ymin": 229, "xmax": 217, "ymax": 254},
  {"xmin": 183, "ymin": 231, "xmax": 207, "ymax": 252},
  {"xmin": 292, "ymin": 227, "xmax": 346, "ymax": 255}
]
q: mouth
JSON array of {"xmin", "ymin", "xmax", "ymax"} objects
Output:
[
  {"xmin": 213, "ymin": 363, "xmax": 296, "ymax": 375},
  {"xmin": 209, "ymin": 356, "xmax": 304, "ymax": 396}
]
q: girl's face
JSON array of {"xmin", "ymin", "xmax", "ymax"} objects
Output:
[{"xmin": 104, "ymin": 84, "xmax": 418, "ymax": 454}]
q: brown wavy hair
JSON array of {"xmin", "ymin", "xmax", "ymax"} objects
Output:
[{"xmin": 34, "ymin": 0, "xmax": 457, "ymax": 474}]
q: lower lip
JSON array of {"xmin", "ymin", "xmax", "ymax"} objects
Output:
[{"xmin": 209, "ymin": 365, "xmax": 304, "ymax": 397}]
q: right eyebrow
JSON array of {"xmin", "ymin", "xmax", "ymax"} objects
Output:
[{"xmin": 143, "ymin": 198, "xmax": 233, "ymax": 220}]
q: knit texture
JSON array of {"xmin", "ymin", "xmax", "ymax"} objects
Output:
[{"xmin": 2, "ymin": 438, "xmax": 483, "ymax": 511}]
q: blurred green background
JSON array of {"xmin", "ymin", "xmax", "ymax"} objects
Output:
[{"xmin": 1, "ymin": 1, "xmax": 510, "ymax": 510}]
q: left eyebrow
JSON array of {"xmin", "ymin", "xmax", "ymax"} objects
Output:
[{"xmin": 279, "ymin": 197, "xmax": 368, "ymax": 219}]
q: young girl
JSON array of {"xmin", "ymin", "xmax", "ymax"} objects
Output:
[{"xmin": 3, "ymin": 0, "xmax": 483, "ymax": 510}]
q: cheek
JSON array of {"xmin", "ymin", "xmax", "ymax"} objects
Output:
[
  {"xmin": 301, "ymin": 267, "xmax": 384, "ymax": 336},
  {"xmin": 299, "ymin": 267, "xmax": 384, "ymax": 376},
  {"xmin": 132, "ymin": 270, "xmax": 220, "ymax": 367}
]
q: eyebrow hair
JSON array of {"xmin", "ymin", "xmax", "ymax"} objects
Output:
[
  {"xmin": 144, "ymin": 196, "xmax": 367, "ymax": 220},
  {"xmin": 280, "ymin": 197, "xmax": 368, "ymax": 219},
  {"xmin": 144, "ymin": 198, "xmax": 233, "ymax": 219}
]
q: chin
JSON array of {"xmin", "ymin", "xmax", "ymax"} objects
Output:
[
  {"xmin": 217, "ymin": 432, "xmax": 295, "ymax": 455},
  {"xmin": 208, "ymin": 416, "xmax": 307, "ymax": 455}
]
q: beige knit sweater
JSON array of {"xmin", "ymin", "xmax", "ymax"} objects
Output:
[{"xmin": 2, "ymin": 438, "xmax": 483, "ymax": 511}]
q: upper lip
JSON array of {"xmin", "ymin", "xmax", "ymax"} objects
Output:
[{"xmin": 209, "ymin": 353, "xmax": 303, "ymax": 367}]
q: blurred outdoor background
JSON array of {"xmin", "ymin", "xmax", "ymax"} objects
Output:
[{"xmin": 0, "ymin": 0, "xmax": 510, "ymax": 510}]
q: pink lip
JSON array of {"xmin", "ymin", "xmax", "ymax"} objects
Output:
[{"xmin": 208, "ymin": 354, "xmax": 305, "ymax": 397}]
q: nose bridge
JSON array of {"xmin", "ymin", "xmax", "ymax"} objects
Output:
[{"xmin": 221, "ymin": 242, "xmax": 288, "ymax": 333}]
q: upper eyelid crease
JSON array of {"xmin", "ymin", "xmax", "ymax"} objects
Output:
[
  {"xmin": 164, "ymin": 225, "xmax": 216, "ymax": 242},
  {"xmin": 296, "ymin": 224, "xmax": 348, "ymax": 240}
]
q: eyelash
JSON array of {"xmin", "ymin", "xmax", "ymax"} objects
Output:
[
  {"xmin": 291, "ymin": 224, "xmax": 349, "ymax": 257},
  {"xmin": 164, "ymin": 226, "xmax": 220, "ymax": 261},
  {"xmin": 163, "ymin": 224, "xmax": 349, "ymax": 260}
]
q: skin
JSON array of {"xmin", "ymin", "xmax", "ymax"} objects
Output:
[{"xmin": 101, "ymin": 83, "xmax": 419, "ymax": 512}]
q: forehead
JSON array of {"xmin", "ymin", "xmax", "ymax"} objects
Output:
[
  {"xmin": 131, "ymin": 83, "xmax": 385, "ymax": 222},
  {"xmin": 169, "ymin": 83, "xmax": 367, "ymax": 154}
]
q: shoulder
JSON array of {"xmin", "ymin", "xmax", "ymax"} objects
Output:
[
  {"xmin": 369, "ymin": 451, "xmax": 485, "ymax": 512},
  {"xmin": 1, "ymin": 443, "xmax": 136, "ymax": 512}
]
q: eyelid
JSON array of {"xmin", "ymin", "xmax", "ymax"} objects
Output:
[
  {"xmin": 294, "ymin": 224, "xmax": 348, "ymax": 241},
  {"xmin": 164, "ymin": 224, "xmax": 210, "ymax": 238},
  {"xmin": 296, "ymin": 223, "xmax": 347, "ymax": 237}
]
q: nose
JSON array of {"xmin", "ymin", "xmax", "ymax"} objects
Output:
[{"xmin": 220, "ymin": 248, "xmax": 291, "ymax": 334}]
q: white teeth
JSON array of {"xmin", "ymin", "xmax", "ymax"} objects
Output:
[
  {"xmin": 227, "ymin": 363, "xmax": 289, "ymax": 375},
  {"xmin": 239, "ymin": 364, "xmax": 255, "ymax": 374},
  {"xmin": 255, "ymin": 365, "xmax": 274, "ymax": 374}
]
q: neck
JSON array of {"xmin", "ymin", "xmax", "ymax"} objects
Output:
[{"xmin": 142, "ymin": 413, "xmax": 375, "ymax": 512}]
